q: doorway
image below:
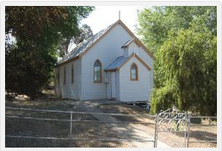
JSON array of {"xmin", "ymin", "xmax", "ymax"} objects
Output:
[{"xmin": 111, "ymin": 72, "xmax": 116, "ymax": 99}]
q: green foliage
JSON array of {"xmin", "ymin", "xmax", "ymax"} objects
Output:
[
  {"xmin": 138, "ymin": 6, "xmax": 217, "ymax": 115},
  {"xmin": 74, "ymin": 24, "xmax": 94, "ymax": 45},
  {"xmin": 5, "ymin": 6, "xmax": 94, "ymax": 99},
  {"xmin": 150, "ymin": 86, "xmax": 173, "ymax": 115},
  {"xmin": 58, "ymin": 24, "xmax": 94, "ymax": 57},
  {"xmin": 160, "ymin": 28, "xmax": 216, "ymax": 115},
  {"xmin": 138, "ymin": 6, "xmax": 216, "ymax": 53}
]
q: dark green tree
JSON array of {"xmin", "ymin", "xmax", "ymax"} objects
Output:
[{"xmin": 5, "ymin": 6, "xmax": 94, "ymax": 99}]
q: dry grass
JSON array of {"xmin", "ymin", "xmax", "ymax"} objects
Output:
[
  {"xmin": 6, "ymin": 102, "xmax": 154, "ymax": 147},
  {"xmin": 98, "ymin": 104, "xmax": 217, "ymax": 148},
  {"xmin": 5, "ymin": 94, "xmax": 217, "ymax": 148}
]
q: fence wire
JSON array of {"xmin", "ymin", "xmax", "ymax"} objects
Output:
[
  {"xmin": 188, "ymin": 116, "xmax": 217, "ymax": 148},
  {"xmin": 5, "ymin": 107, "xmax": 217, "ymax": 148},
  {"xmin": 5, "ymin": 107, "xmax": 155, "ymax": 147}
]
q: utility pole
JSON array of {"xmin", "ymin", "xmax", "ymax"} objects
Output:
[{"xmin": 119, "ymin": 10, "xmax": 121, "ymax": 20}]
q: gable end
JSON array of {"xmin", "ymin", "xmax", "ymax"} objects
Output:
[{"xmin": 80, "ymin": 20, "xmax": 155, "ymax": 60}]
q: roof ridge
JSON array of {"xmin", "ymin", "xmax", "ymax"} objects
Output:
[
  {"xmin": 56, "ymin": 19, "xmax": 155, "ymax": 67},
  {"xmin": 57, "ymin": 21, "xmax": 117, "ymax": 65},
  {"xmin": 68, "ymin": 22, "xmax": 115, "ymax": 54}
]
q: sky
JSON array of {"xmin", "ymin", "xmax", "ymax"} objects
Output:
[{"xmin": 81, "ymin": 6, "xmax": 143, "ymax": 35}]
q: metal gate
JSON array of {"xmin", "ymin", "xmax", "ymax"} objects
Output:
[{"xmin": 154, "ymin": 108, "xmax": 190, "ymax": 148}]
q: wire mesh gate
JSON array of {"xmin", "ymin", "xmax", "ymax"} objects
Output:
[
  {"xmin": 154, "ymin": 109, "xmax": 217, "ymax": 148},
  {"xmin": 154, "ymin": 108, "xmax": 189, "ymax": 148}
]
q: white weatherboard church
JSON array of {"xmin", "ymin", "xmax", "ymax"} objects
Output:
[{"xmin": 55, "ymin": 20, "xmax": 155, "ymax": 102}]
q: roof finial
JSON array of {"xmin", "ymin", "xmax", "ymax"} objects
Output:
[{"xmin": 119, "ymin": 10, "xmax": 121, "ymax": 20}]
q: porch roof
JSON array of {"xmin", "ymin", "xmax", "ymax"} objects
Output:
[
  {"xmin": 104, "ymin": 53, "xmax": 151, "ymax": 72},
  {"xmin": 104, "ymin": 56, "xmax": 129, "ymax": 72}
]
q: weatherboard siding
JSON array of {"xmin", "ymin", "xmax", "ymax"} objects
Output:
[
  {"xmin": 137, "ymin": 46, "xmax": 154, "ymax": 98},
  {"xmin": 116, "ymin": 71, "xmax": 120, "ymax": 100},
  {"xmin": 81, "ymin": 24, "xmax": 132, "ymax": 100},
  {"xmin": 128, "ymin": 42, "xmax": 154, "ymax": 99},
  {"xmin": 119, "ymin": 57, "xmax": 150, "ymax": 102},
  {"xmin": 55, "ymin": 21, "xmax": 154, "ymax": 102},
  {"xmin": 58, "ymin": 59, "xmax": 81, "ymax": 100}
]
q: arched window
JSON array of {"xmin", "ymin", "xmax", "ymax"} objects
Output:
[
  {"xmin": 94, "ymin": 60, "xmax": 102, "ymax": 83},
  {"xmin": 130, "ymin": 63, "xmax": 138, "ymax": 81}
]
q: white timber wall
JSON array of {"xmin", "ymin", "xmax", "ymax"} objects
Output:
[
  {"xmin": 128, "ymin": 42, "xmax": 154, "ymax": 99},
  {"xmin": 115, "ymin": 71, "xmax": 120, "ymax": 100},
  {"xmin": 106, "ymin": 72, "xmax": 111, "ymax": 99},
  {"xmin": 119, "ymin": 57, "xmax": 150, "ymax": 102},
  {"xmin": 81, "ymin": 24, "xmax": 132, "ymax": 100},
  {"xmin": 57, "ymin": 59, "xmax": 81, "ymax": 100}
]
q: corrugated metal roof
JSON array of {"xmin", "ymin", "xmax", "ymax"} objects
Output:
[
  {"xmin": 57, "ymin": 23, "xmax": 115, "ymax": 65},
  {"xmin": 105, "ymin": 56, "xmax": 129, "ymax": 71}
]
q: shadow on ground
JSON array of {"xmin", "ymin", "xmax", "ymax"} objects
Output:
[{"xmin": 5, "ymin": 92, "xmax": 155, "ymax": 147}]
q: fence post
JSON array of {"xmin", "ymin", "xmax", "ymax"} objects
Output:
[
  {"xmin": 186, "ymin": 114, "xmax": 190, "ymax": 148},
  {"xmin": 184, "ymin": 114, "xmax": 188, "ymax": 147},
  {"xmin": 69, "ymin": 111, "xmax": 73, "ymax": 146},
  {"xmin": 154, "ymin": 114, "xmax": 158, "ymax": 148}
]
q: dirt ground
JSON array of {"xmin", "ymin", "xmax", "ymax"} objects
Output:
[
  {"xmin": 98, "ymin": 104, "xmax": 217, "ymax": 148},
  {"xmin": 5, "ymin": 91, "xmax": 217, "ymax": 148}
]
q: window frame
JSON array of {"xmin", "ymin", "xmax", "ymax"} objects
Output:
[
  {"xmin": 130, "ymin": 63, "xmax": 138, "ymax": 81},
  {"xmin": 93, "ymin": 60, "xmax": 102, "ymax": 83}
]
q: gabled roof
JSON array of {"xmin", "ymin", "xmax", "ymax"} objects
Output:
[
  {"xmin": 104, "ymin": 53, "xmax": 151, "ymax": 72},
  {"xmin": 56, "ymin": 20, "xmax": 155, "ymax": 67},
  {"xmin": 57, "ymin": 22, "xmax": 115, "ymax": 66}
]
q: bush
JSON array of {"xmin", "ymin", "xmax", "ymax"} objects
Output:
[
  {"xmin": 5, "ymin": 46, "xmax": 56, "ymax": 99},
  {"xmin": 150, "ymin": 86, "xmax": 174, "ymax": 114}
]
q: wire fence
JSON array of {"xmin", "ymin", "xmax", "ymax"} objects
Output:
[
  {"xmin": 188, "ymin": 116, "xmax": 217, "ymax": 148},
  {"xmin": 5, "ymin": 107, "xmax": 217, "ymax": 148},
  {"xmin": 5, "ymin": 107, "xmax": 156, "ymax": 147}
]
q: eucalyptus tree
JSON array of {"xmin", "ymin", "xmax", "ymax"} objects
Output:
[{"xmin": 137, "ymin": 6, "xmax": 217, "ymax": 115}]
